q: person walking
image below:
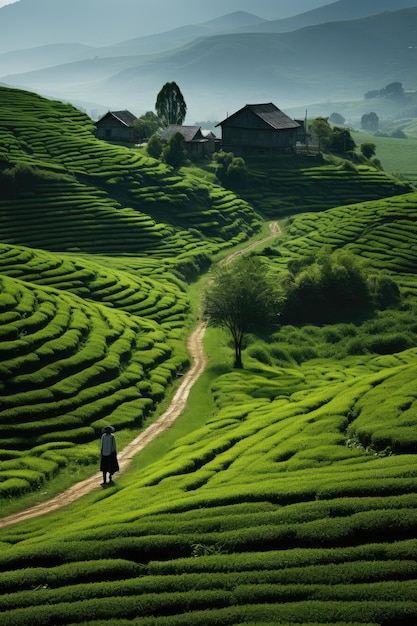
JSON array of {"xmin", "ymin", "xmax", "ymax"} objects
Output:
[{"xmin": 100, "ymin": 425, "xmax": 119, "ymax": 485}]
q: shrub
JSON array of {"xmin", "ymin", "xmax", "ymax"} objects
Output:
[
  {"xmin": 0, "ymin": 477, "xmax": 30, "ymax": 496},
  {"xmin": 247, "ymin": 344, "xmax": 272, "ymax": 365},
  {"xmin": 360, "ymin": 142, "xmax": 377, "ymax": 159},
  {"xmin": 163, "ymin": 133, "xmax": 188, "ymax": 168},
  {"xmin": 146, "ymin": 133, "xmax": 162, "ymax": 159},
  {"xmin": 280, "ymin": 250, "xmax": 396, "ymax": 324},
  {"xmin": 224, "ymin": 157, "xmax": 248, "ymax": 188},
  {"xmin": 367, "ymin": 333, "xmax": 414, "ymax": 354},
  {"xmin": 368, "ymin": 274, "xmax": 401, "ymax": 309}
]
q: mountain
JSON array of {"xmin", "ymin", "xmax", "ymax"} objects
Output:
[
  {"xmin": 0, "ymin": 12, "xmax": 266, "ymax": 76},
  {"xmin": 246, "ymin": 0, "xmax": 417, "ymax": 33},
  {"xmin": 2, "ymin": 7, "xmax": 416, "ymax": 122},
  {"xmin": 0, "ymin": 0, "xmax": 328, "ymax": 53}
]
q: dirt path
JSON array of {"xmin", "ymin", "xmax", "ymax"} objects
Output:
[{"xmin": 0, "ymin": 222, "xmax": 280, "ymax": 528}]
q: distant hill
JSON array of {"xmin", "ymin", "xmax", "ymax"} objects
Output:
[
  {"xmin": 0, "ymin": 0, "xmax": 309, "ymax": 52},
  {"xmin": 0, "ymin": 12, "xmax": 266, "ymax": 76},
  {"xmin": 0, "ymin": 0, "xmax": 413, "ymax": 55},
  {"xmin": 249, "ymin": 0, "xmax": 417, "ymax": 33},
  {"xmin": 2, "ymin": 7, "xmax": 416, "ymax": 122}
]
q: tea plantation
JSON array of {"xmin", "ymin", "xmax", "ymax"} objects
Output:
[{"xmin": 0, "ymin": 85, "xmax": 416, "ymax": 625}]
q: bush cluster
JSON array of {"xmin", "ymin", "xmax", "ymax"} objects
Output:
[{"xmin": 281, "ymin": 249, "xmax": 400, "ymax": 324}]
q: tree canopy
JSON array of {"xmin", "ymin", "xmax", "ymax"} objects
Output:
[
  {"xmin": 203, "ymin": 256, "xmax": 280, "ymax": 368},
  {"xmin": 360, "ymin": 142, "xmax": 376, "ymax": 159},
  {"xmin": 361, "ymin": 112, "xmax": 379, "ymax": 131},
  {"xmin": 329, "ymin": 126, "xmax": 356, "ymax": 155},
  {"xmin": 146, "ymin": 133, "xmax": 162, "ymax": 159},
  {"xmin": 163, "ymin": 131, "xmax": 188, "ymax": 168},
  {"xmin": 329, "ymin": 112, "xmax": 345, "ymax": 125},
  {"xmin": 213, "ymin": 151, "xmax": 248, "ymax": 188},
  {"xmin": 155, "ymin": 82, "xmax": 187, "ymax": 128},
  {"xmin": 133, "ymin": 111, "xmax": 161, "ymax": 140},
  {"xmin": 281, "ymin": 249, "xmax": 400, "ymax": 324},
  {"xmin": 308, "ymin": 117, "xmax": 333, "ymax": 151}
]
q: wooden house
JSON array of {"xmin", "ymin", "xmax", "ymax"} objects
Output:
[
  {"xmin": 216, "ymin": 103, "xmax": 301, "ymax": 155},
  {"xmin": 95, "ymin": 110, "xmax": 138, "ymax": 143},
  {"xmin": 160, "ymin": 125, "xmax": 220, "ymax": 157}
]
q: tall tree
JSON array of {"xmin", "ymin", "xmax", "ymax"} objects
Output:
[
  {"xmin": 155, "ymin": 82, "xmax": 187, "ymax": 128},
  {"xmin": 329, "ymin": 127, "xmax": 356, "ymax": 155},
  {"xmin": 203, "ymin": 257, "xmax": 280, "ymax": 369}
]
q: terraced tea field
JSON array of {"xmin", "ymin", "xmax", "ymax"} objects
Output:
[
  {"xmin": 0, "ymin": 260, "xmax": 190, "ymax": 497},
  {"xmin": 1, "ymin": 85, "xmax": 417, "ymax": 624},
  {"xmin": 240, "ymin": 157, "xmax": 411, "ymax": 218},
  {"xmin": 0, "ymin": 86, "xmax": 261, "ymax": 260},
  {"xmin": 0, "ymin": 343, "xmax": 416, "ymax": 624}
]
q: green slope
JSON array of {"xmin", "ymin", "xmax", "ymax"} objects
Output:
[
  {"xmin": 0, "ymin": 86, "xmax": 261, "ymax": 258},
  {"xmin": 0, "ymin": 86, "xmax": 417, "ymax": 624}
]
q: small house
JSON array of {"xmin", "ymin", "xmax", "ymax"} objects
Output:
[
  {"xmin": 216, "ymin": 103, "xmax": 301, "ymax": 155},
  {"xmin": 160, "ymin": 125, "xmax": 219, "ymax": 157},
  {"xmin": 95, "ymin": 110, "xmax": 138, "ymax": 143}
]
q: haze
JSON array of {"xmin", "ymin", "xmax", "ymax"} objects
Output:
[
  {"xmin": 0, "ymin": 0, "xmax": 415, "ymax": 126},
  {"xmin": 0, "ymin": 0, "xmax": 334, "ymax": 34}
]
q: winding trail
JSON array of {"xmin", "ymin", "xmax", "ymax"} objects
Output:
[{"xmin": 0, "ymin": 222, "xmax": 280, "ymax": 528}]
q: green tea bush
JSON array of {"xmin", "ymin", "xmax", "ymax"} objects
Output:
[
  {"xmin": 0, "ymin": 477, "xmax": 30, "ymax": 496},
  {"xmin": 0, "ymin": 559, "xmax": 141, "ymax": 593},
  {"xmin": 246, "ymin": 344, "xmax": 272, "ymax": 365}
]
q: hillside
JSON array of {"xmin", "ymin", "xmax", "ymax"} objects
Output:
[
  {"xmin": 0, "ymin": 84, "xmax": 412, "ymax": 493},
  {"xmin": 0, "ymin": 86, "xmax": 417, "ymax": 624},
  {"xmin": 0, "ymin": 85, "xmax": 264, "ymax": 497}
]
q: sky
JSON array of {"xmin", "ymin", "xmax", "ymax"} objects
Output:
[{"xmin": 0, "ymin": 0, "xmax": 334, "ymax": 16}]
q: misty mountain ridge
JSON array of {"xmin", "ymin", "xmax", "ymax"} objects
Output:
[
  {"xmin": 249, "ymin": 0, "xmax": 417, "ymax": 33},
  {"xmin": 0, "ymin": 0, "xmax": 415, "ymax": 55},
  {"xmin": 0, "ymin": 0, "xmax": 313, "ymax": 52},
  {"xmin": 2, "ymin": 5, "xmax": 416, "ymax": 123},
  {"xmin": 0, "ymin": 11, "xmax": 265, "ymax": 77}
]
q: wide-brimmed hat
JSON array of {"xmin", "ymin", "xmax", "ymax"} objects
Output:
[{"xmin": 102, "ymin": 425, "xmax": 115, "ymax": 433}]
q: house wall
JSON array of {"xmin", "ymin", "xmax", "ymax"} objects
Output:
[
  {"xmin": 96, "ymin": 120, "xmax": 136, "ymax": 143},
  {"xmin": 219, "ymin": 108, "xmax": 298, "ymax": 155},
  {"xmin": 221, "ymin": 127, "xmax": 297, "ymax": 154},
  {"xmin": 187, "ymin": 139, "xmax": 219, "ymax": 157},
  {"xmin": 186, "ymin": 142, "xmax": 206, "ymax": 157}
]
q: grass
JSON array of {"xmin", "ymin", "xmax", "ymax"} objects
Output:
[
  {"xmin": 352, "ymin": 131, "xmax": 417, "ymax": 187},
  {"xmin": 0, "ymin": 84, "xmax": 417, "ymax": 624}
]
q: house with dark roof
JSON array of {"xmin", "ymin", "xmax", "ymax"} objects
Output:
[
  {"xmin": 160, "ymin": 125, "xmax": 220, "ymax": 157},
  {"xmin": 216, "ymin": 103, "xmax": 302, "ymax": 155},
  {"xmin": 95, "ymin": 110, "xmax": 138, "ymax": 143}
]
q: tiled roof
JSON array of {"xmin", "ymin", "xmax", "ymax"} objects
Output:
[
  {"xmin": 110, "ymin": 110, "xmax": 137, "ymax": 127},
  {"xmin": 160, "ymin": 125, "xmax": 203, "ymax": 142},
  {"xmin": 217, "ymin": 103, "xmax": 300, "ymax": 130},
  {"xmin": 97, "ymin": 110, "xmax": 137, "ymax": 127}
]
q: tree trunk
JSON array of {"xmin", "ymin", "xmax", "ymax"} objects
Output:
[{"xmin": 234, "ymin": 341, "xmax": 243, "ymax": 369}]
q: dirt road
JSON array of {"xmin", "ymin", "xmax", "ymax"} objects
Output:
[{"xmin": 0, "ymin": 222, "xmax": 280, "ymax": 528}]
